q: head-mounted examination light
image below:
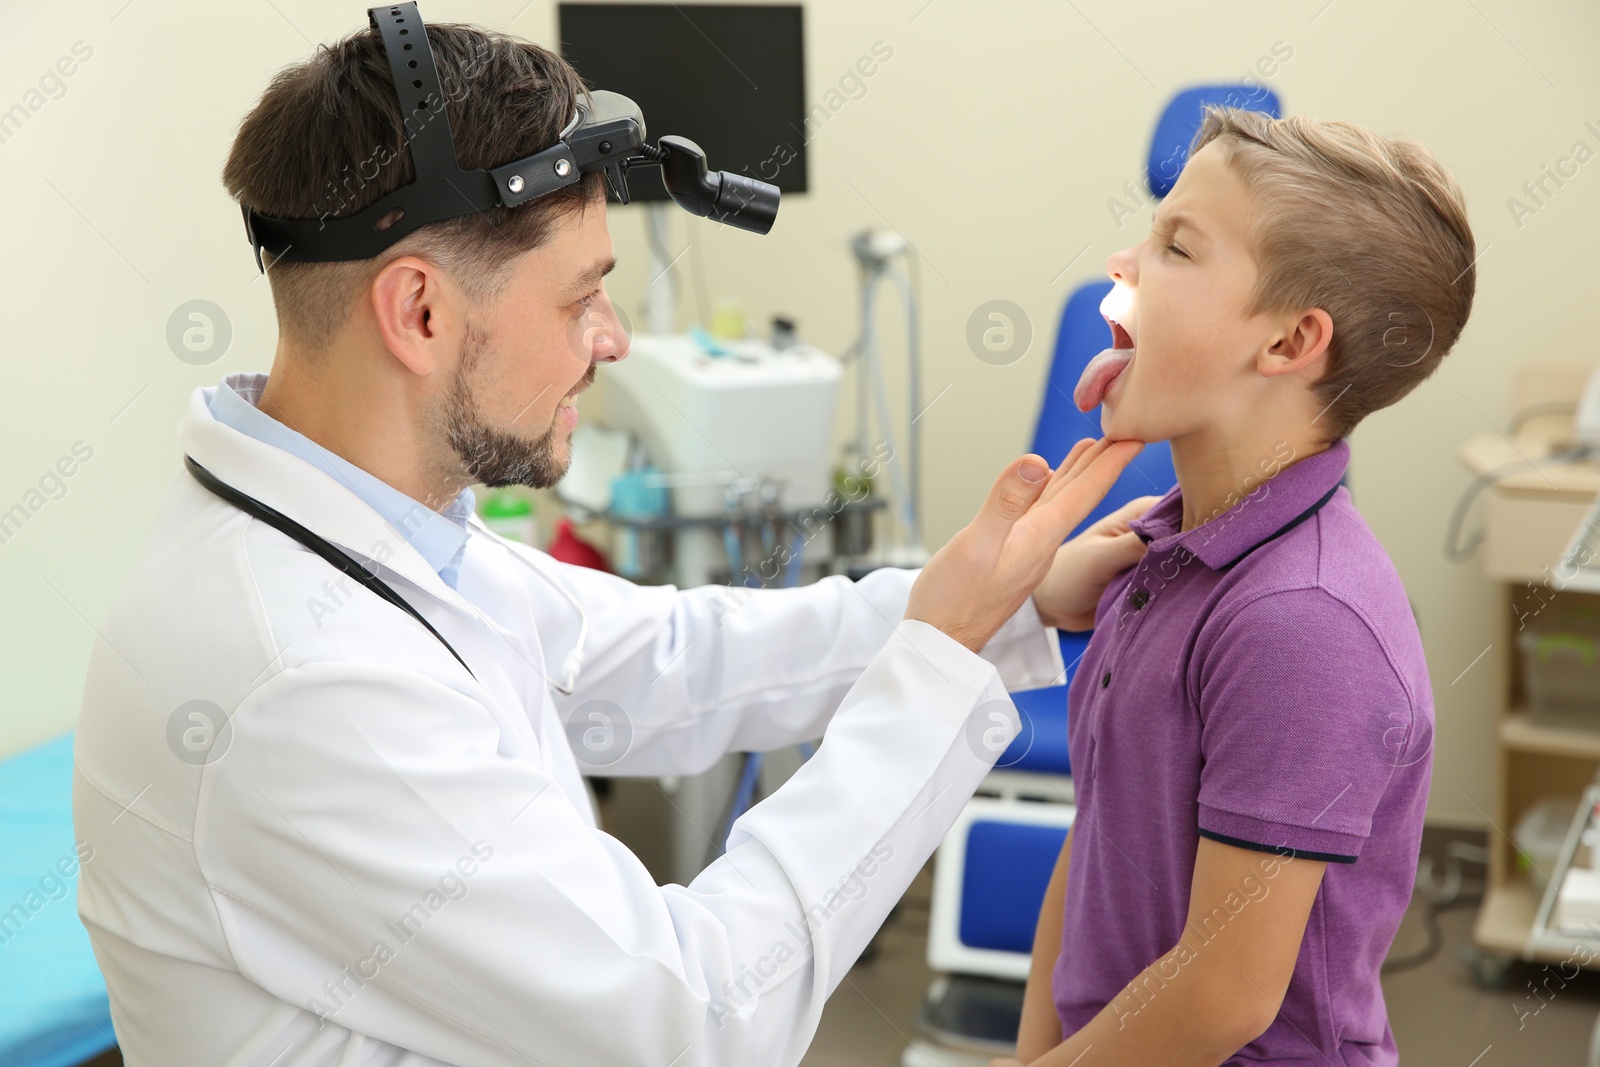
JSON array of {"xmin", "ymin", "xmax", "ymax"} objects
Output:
[{"xmin": 241, "ymin": 1, "xmax": 781, "ymax": 272}]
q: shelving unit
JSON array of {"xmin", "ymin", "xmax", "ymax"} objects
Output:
[{"xmin": 1461, "ymin": 363, "xmax": 1600, "ymax": 964}]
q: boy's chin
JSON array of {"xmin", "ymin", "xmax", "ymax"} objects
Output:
[
  {"xmin": 1097, "ymin": 399, "xmax": 1139, "ymax": 440},
  {"xmin": 1099, "ymin": 400, "xmax": 1171, "ymax": 445}
]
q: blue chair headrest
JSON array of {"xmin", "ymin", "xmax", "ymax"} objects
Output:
[{"xmin": 1147, "ymin": 83, "xmax": 1283, "ymax": 199}]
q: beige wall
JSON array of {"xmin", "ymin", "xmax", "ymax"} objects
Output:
[{"xmin": 4, "ymin": 0, "xmax": 1597, "ymax": 826}]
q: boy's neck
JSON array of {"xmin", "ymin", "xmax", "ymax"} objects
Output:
[{"xmin": 1168, "ymin": 426, "xmax": 1332, "ymax": 534}]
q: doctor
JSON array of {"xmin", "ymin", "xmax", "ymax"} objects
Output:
[{"xmin": 74, "ymin": 10, "xmax": 1149, "ymax": 1066}]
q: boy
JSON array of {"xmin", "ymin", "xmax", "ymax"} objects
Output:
[{"xmin": 1010, "ymin": 106, "xmax": 1475, "ymax": 1065}]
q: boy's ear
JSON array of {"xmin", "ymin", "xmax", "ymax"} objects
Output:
[{"xmin": 1259, "ymin": 307, "xmax": 1333, "ymax": 379}]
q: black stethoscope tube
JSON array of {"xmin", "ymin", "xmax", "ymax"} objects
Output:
[{"xmin": 183, "ymin": 455, "xmax": 477, "ymax": 681}]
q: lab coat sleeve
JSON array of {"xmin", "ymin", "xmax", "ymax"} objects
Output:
[
  {"xmin": 520, "ymin": 552, "xmax": 1064, "ymax": 776},
  {"xmin": 198, "ymin": 623, "xmax": 1021, "ymax": 1066}
]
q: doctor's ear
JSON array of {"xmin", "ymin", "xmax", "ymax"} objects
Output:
[
  {"xmin": 1259, "ymin": 307, "xmax": 1333, "ymax": 379},
  {"xmin": 369, "ymin": 254, "xmax": 461, "ymax": 377}
]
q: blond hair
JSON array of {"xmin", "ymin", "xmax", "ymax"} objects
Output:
[{"xmin": 1190, "ymin": 107, "xmax": 1476, "ymax": 438}]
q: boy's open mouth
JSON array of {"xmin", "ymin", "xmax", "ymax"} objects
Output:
[{"xmin": 1073, "ymin": 313, "xmax": 1136, "ymax": 412}]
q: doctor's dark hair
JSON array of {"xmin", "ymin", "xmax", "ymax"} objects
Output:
[
  {"xmin": 1189, "ymin": 106, "xmax": 1476, "ymax": 440},
  {"xmin": 222, "ymin": 22, "xmax": 606, "ymax": 351}
]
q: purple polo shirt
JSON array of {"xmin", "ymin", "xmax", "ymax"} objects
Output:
[{"xmin": 1052, "ymin": 438, "xmax": 1432, "ymax": 1065}]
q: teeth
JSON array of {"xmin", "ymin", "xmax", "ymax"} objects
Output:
[{"xmin": 1100, "ymin": 284, "xmax": 1136, "ymax": 348}]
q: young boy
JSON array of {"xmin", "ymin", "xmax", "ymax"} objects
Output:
[{"xmin": 1010, "ymin": 107, "xmax": 1475, "ymax": 1065}]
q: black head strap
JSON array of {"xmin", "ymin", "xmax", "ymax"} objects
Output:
[
  {"xmin": 240, "ymin": 1, "xmax": 776, "ymax": 271},
  {"xmin": 243, "ymin": 2, "xmax": 584, "ymax": 270}
]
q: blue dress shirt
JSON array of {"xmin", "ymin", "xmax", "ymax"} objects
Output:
[{"xmin": 208, "ymin": 373, "xmax": 475, "ymax": 589}]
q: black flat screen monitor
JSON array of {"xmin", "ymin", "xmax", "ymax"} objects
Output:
[{"xmin": 557, "ymin": 4, "xmax": 808, "ymax": 203}]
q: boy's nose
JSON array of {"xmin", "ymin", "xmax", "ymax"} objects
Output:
[{"xmin": 1105, "ymin": 246, "xmax": 1137, "ymax": 287}]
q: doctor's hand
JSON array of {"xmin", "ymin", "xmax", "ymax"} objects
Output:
[
  {"xmin": 905, "ymin": 437, "xmax": 1142, "ymax": 653},
  {"xmin": 1031, "ymin": 494, "xmax": 1163, "ymax": 631}
]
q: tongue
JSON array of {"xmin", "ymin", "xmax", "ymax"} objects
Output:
[{"xmin": 1074, "ymin": 347, "xmax": 1134, "ymax": 412}]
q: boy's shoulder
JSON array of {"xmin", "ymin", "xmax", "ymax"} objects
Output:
[
  {"xmin": 1218, "ymin": 488, "xmax": 1411, "ymax": 627},
  {"xmin": 1199, "ymin": 489, "xmax": 1430, "ymax": 707},
  {"xmin": 1215, "ymin": 482, "xmax": 1402, "ymax": 584},
  {"xmin": 1122, "ymin": 440, "xmax": 1429, "ymax": 709}
]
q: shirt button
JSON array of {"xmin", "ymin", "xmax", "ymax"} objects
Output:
[
  {"xmin": 1129, "ymin": 589, "xmax": 1150, "ymax": 610},
  {"xmin": 1101, "ymin": 670, "xmax": 1111, "ymax": 688}
]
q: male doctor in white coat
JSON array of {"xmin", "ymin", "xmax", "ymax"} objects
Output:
[{"xmin": 73, "ymin": 15, "xmax": 1152, "ymax": 1067}]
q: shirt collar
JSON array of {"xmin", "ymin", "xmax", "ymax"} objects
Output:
[
  {"xmin": 1128, "ymin": 438, "xmax": 1349, "ymax": 572},
  {"xmin": 208, "ymin": 372, "xmax": 475, "ymax": 581}
]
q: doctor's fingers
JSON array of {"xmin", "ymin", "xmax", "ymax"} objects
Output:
[
  {"xmin": 1026, "ymin": 439, "xmax": 1144, "ymax": 546},
  {"xmin": 1027, "ymin": 435, "xmax": 1112, "ymax": 513},
  {"xmin": 972, "ymin": 453, "xmax": 1057, "ymax": 543},
  {"xmin": 999, "ymin": 437, "xmax": 1098, "ymax": 522},
  {"xmin": 1039, "ymin": 436, "xmax": 1099, "ymax": 493},
  {"xmin": 971, "ymin": 439, "xmax": 1102, "ymax": 548},
  {"xmin": 1036, "ymin": 435, "xmax": 1125, "ymax": 506}
]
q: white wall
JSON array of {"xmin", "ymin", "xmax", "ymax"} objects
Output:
[{"xmin": 4, "ymin": 0, "xmax": 1597, "ymax": 826}]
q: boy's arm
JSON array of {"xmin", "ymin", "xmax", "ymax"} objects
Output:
[
  {"xmin": 1019, "ymin": 838, "xmax": 1325, "ymax": 1067},
  {"xmin": 1015, "ymin": 826, "xmax": 1072, "ymax": 1061}
]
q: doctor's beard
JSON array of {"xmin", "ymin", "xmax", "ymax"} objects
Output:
[{"xmin": 443, "ymin": 322, "xmax": 595, "ymax": 490}]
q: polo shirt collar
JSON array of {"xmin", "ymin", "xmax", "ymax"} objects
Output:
[{"xmin": 1128, "ymin": 438, "xmax": 1349, "ymax": 572}]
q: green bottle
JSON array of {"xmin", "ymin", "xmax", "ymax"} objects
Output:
[{"xmin": 481, "ymin": 491, "xmax": 537, "ymax": 546}]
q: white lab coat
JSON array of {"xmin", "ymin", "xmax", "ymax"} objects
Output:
[{"xmin": 73, "ymin": 383, "xmax": 1064, "ymax": 1067}]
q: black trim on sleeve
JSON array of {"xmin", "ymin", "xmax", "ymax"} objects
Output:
[{"xmin": 1198, "ymin": 827, "xmax": 1358, "ymax": 864}]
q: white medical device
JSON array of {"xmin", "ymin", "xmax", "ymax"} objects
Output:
[
  {"xmin": 1577, "ymin": 366, "xmax": 1600, "ymax": 450},
  {"xmin": 593, "ymin": 332, "xmax": 843, "ymax": 586}
]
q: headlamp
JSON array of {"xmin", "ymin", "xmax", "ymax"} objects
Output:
[{"xmin": 241, "ymin": 1, "xmax": 780, "ymax": 272}]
